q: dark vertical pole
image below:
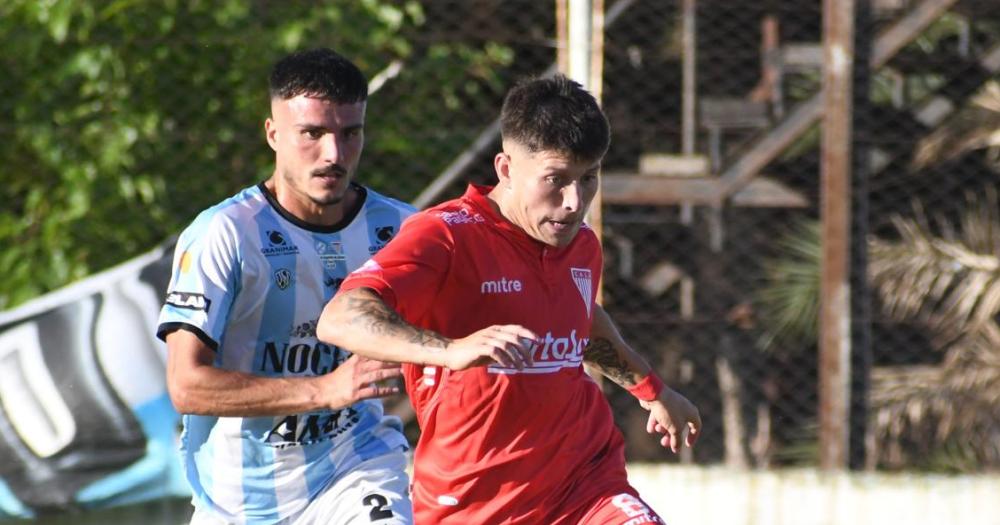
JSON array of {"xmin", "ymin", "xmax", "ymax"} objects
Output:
[
  {"xmin": 849, "ymin": 0, "xmax": 872, "ymax": 471},
  {"xmin": 588, "ymin": 0, "xmax": 606, "ymax": 304},
  {"xmin": 819, "ymin": 0, "xmax": 854, "ymax": 470},
  {"xmin": 681, "ymin": 0, "xmax": 697, "ymax": 156},
  {"xmin": 556, "ymin": 0, "xmax": 569, "ymax": 73}
]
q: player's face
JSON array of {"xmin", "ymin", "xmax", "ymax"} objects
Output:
[
  {"xmin": 495, "ymin": 141, "xmax": 600, "ymax": 247},
  {"xmin": 266, "ymin": 94, "xmax": 365, "ymax": 213}
]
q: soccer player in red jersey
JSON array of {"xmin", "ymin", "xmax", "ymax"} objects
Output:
[{"xmin": 318, "ymin": 74, "xmax": 702, "ymax": 524}]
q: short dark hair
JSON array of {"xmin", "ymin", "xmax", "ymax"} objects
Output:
[
  {"xmin": 500, "ymin": 74, "xmax": 610, "ymax": 161},
  {"xmin": 268, "ymin": 48, "xmax": 367, "ymax": 103}
]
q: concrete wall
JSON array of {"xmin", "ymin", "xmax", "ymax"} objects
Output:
[
  {"xmin": 5, "ymin": 465, "xmax": 1000, "ymax": 524},
  {"xmin": 629, "ymin": 465, "xmax": 1000, "ymax": 525}
]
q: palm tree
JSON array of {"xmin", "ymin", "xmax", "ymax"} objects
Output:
[
  {"xmin": 755, "ymin": 196, "xmax": 1000, "ymax": 471},
  {"xmin": 912, "ymin": 81, "xmax": 1000, "ymax": 170},
  {"xmin": 868, "ymin": 187, "xmax": 1000, "ymax": 470}
]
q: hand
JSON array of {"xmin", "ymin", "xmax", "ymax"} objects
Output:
[
  {"xmin": 443, "ymin": 325, "xmax": 538, "ymax": 371},
  {"xmin": 641, "ymin": 387, "xmax": 701, "ymax": 453},
  {"xmin": 323, "ymin": 354, "xmax": 403, "ymax": 410}
]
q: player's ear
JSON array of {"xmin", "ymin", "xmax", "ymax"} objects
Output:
[
  {"xmin": 265, "ymin": 117, "xmax": 278, "ymax": 151},
  {"xmin": 494, "ymin": 151, "xmax": 512, "ymax": 187}
]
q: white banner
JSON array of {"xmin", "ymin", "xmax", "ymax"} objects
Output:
[{"xmin": 0, "ymin": 239, "xmax": 188, "ymax": 519}]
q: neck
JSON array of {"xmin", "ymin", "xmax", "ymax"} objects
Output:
[
  {"xmin": 264, "ymin": 177, "xmax": 353, "ymax": 227},
  {"xmin": 486, "ymin": 186, "xmax": 530, "ymax": 235}
]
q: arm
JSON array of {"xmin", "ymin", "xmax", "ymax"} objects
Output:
[
  {"xmin": 317, "ymin": 287, "xmax": 538, "ymax": 371},
  {"xmin": 584, "ymin": 303, "xmax": 702, "ymax": 452},
  {"xmin": 165, "ymin": 329, "xmax": 401, "ymax": 416}
]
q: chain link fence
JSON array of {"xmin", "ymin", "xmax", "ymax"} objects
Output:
[
  {"xmin": 594, "ymin": 0, "xmax": 1000, "ymax": 472},
  {"xmin": 4, "ymin": 0, "xmax": 1000, "ymax": 475}
]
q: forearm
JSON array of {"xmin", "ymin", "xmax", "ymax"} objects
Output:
[
  {"xmin": 318, "ymin": 287, "xmax": 451, "ymax": 366},
  {"xmin": 169, "ymin": 365, "xmax": 326, "ymax": 416},
  {"xmin": 166, "ymin": 329, "xmax": 331, "ymax": 416},
  {"xmin": 583, "ymin": 304, "xmax": 653, "ymax": 389}
]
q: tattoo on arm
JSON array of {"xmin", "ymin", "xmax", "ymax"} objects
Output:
[
  {"xmin": 344, "ymin": 291, "xmax": 449, "ymax": 349},
  {"xmin": 584, "ymin": 337, "xmax": 642, "ymax": 388}
]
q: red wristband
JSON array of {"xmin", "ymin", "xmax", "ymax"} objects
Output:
[{"xmin": 627, "ymin": 372, "xmax": 665, "ymax": 401}]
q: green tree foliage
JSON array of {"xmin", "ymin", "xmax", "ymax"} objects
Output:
[
  {"xmin": 755, "ymin": 220, "xmax": 821, "ymax": 353},
  {"xmin": 0, "ymin": 0, "xmax": 513, "ymax": 308}
]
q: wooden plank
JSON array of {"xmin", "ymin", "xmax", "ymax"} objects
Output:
[
  {"xmin": 819, "ymin": 0, "xmax": 854, "ymax": 471},
  {"xmin": 718, "ymin": 96, "xmax": 822, "ymax": 195},
  {"xmin": 782, "ymin": 43, "xmax": 825, "ymax": 69},
  {"xmin": 639, "ymin": 153, "xmax": 709, "ymax": 177},
  {"xmin": 602, "ymin": 174, "xmax": 722, "ymax": 206},
  {"xmin": 873, "ymin": 0, "xmax": 910, "ymax": 15},
  {"xmin": 730, "ymin": 177, "xmax": 809, "ymax": 208},
  {"xmin": 871, "ymin": 0, "xmax": 957, "ymax": 68},
  {"xmin": 602, "ymin": 174, "xmax": 808, "ymax": 208},
  {"xmin": 701, "ymin": 98, "xmax": 770, "ymax": 128}
]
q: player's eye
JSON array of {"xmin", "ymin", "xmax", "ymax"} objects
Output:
[{"xmin": 304, "ymin": 129, "xmax": 323, "ymax": 139}]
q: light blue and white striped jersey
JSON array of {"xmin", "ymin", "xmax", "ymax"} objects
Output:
[{"xmin": 156, "ymin": 182, "xmax": 413, "ymax": 524}]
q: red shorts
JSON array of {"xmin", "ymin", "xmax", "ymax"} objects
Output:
[{"xmin": 555, "ymin": 489, "xmax": 664, "ymax": 525}]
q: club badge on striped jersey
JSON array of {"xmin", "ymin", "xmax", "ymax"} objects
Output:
[
  {"xmin": 315, "ymin": 240, "xmax": 346, "ymax": 269},
  {"xmin": 570, "ymin": 267, "xmax": 592, "ymax": 318},
  {"xmin": 274, "ymin": 268, "xmax": 292, "ymax": 290}
]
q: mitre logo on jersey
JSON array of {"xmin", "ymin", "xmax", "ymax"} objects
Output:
[
  {"xmin": 165, "ymin": 291, "xmax": 211, "ymax": 312},
  {"xmin": 315, "ymin": 240, "xmax": 346, "ymax": 269},
  {"xmin": 261, "ymin": 230, "xmax": 299, "ymax": 256},
  {"xmin": 480, "ymin": 277, "xmax": 523, "ymax": 294},
  {"xmin": 571, "ymin": 267, "xmax": 592, "ymax": 317}
]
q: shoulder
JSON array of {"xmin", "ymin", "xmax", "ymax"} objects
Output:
[
  {"xmin": 421, "ymin": 197, "xmax": 488, "ymax": 230},
  {"xmin": 178, "ymin": 185, "xmax": 266, "ymax": 251},
  {"xmin": 361, "ymin": 186, "xmax": 417, "ymax": 218}
]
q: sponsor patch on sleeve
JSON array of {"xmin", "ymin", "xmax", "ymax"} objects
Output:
[{"xmin": 165, "ymin": 291, "xmax": 211, "ymax": 312}]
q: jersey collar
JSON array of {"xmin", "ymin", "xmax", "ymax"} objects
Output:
[{"xmin": 258, "ymin": 181, "xmax": 368, "ymax": 233}]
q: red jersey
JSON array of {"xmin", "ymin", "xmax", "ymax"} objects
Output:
[{"xmin": 340, "ymin": 185, "xmax": 633, "ymax": 524}]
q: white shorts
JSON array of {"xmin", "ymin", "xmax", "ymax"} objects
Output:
[{"xmin": 189, "ymin": 450, "xmax": 412, "ymax": 525}]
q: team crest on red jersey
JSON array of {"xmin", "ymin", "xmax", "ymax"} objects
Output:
[{"xmin": 570, "ymin": 268, "xmax": 592, "ymax": 318}]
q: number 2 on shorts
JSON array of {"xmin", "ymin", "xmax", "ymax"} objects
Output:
[{"xmin": 363, "ymin": 493, "xmax": 394, "ymax": 521}]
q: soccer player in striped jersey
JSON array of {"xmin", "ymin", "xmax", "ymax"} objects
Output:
[{"xmin": 157, "ymin": 48, "xmax": 414, "ymax": 525}]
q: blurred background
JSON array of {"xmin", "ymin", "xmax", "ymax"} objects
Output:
[{"xmin": 2, "ymin": 0, "xmax": 999, "ymax": 523}]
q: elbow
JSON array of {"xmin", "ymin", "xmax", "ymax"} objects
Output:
[
  {"xmin": 167, "ymin": 372, "xmax": 205, "ymax": 415},
  {"xmin": 317, "ymin": 297, "xmax": 349, "ymax": 346},
  {"xmin": 167, "ymin": 380, "xmax": 195, "ymax": 414}
]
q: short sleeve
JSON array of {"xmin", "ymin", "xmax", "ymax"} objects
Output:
[
  {"xmin": 156, "ymin": 213, "xmax": 241, "ymax": 349},
  {"xmin": 339, "ymin": 212, "xmax": 453, "ymax": 323}
]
